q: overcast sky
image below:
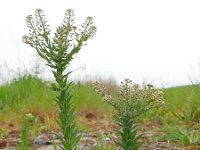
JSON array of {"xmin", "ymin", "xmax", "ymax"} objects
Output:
[{"xmin": 0, "ymin": 0, "xmax": 200, "ymax": 87}]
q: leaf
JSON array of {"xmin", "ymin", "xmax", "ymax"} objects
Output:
[{"xmin": 183, "ymin": 135, "xmax": 191, "ymax": 145}]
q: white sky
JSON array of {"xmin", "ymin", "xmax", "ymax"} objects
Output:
[{"xmin": 0, "ymin": 0, "xmax": 200, "ymax": 87}]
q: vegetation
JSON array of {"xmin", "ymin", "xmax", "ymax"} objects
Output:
[
  {"xmin": 22, "ymin": 8, "xmax": 96, "ymax": 150},
  {"xmin": 0, "ymin": 74, "xmax": 200, "ymax": 149},
  {"xmin": 0, "ymin": 75, "xmax": 55, "ymax": 114},
  {"xmin": 0, "ymin": 6, "xmax": 199, "ymax": 150},
  {"xmin": 16, "ymin": 113, "xmax": 34, "ymax": 150},
  {"xmin": 92, "ymin": 79, "xmax": 164, "ymax": 150}
]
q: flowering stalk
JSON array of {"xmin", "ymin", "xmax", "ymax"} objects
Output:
[
  {"xmin": 23, "ymin": 8, "xmax": 96, "ymax": 150},
  {"xmin": 92, "ymin": 79, "xmax": 164, "ymax": 150}
]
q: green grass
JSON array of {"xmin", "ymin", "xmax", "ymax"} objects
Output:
[
  {"xmin": 73, "ymin": 81, "xmax": 112, "ymax": 112},
  {"xmin": 0, "ymin": 74, "xmax": 200, "ymax": 121},
  {"xmin": 0, "ymin": 75, "xmax": 55, "ymax": 114},
  {"xmin": 160, "ymin": 84, "xmax": 200, "ymax": 123},
  {"xmin": 1, "ymin": 74, "xmax": 200, "ymax": 147},
  {"xmin": 0, "ymin": 75, "xmax": 112, "ymax": 133},
  {"xmin": 0, "ymin": 75, "xmax": 111, "ymax": 113},
  {"xmin": 163, "ymin": 84, "xmax": 200, "ymax": 110}
]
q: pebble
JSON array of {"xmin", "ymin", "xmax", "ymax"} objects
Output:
[
  {"xmin": 102, "ymin": 137, "xmax": 110, "ymax": 142},
  {"xmin": 0, "ymin": 131, "xmax": 183, "ymax": 150},
  {"xmin": 37, "ymin": 145, "xmax": 61, "ymax": 150},
  {"xmin": 33, "ymin": 134, "xmax": 51, "ymax": 145}
]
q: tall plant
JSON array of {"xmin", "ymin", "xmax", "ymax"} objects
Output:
[
  {"xmin": 23, "ymin": 8, "xmax": 96, "ymax": 150},
  {"xmin": 92, "ymin": 79, "xmax": 164, "ymax": 150}
]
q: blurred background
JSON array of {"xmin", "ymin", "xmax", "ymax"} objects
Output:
[{"xmin": 0, "ymin": 0, "xmax": 200, "ymax": 87}]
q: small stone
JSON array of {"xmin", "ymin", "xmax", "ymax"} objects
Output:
[
  {"xmin": 37, "ymin": 145, "xmax": 61, "ymax": 150},
  {"xmin": 33, "ymin": 134, "xmax": 51, "ymax": 145},
  {"xmin": 102, "ymin": 137, "xmax": 110, "ymax": 142}
]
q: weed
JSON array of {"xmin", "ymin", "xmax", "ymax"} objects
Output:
[
  {"xmin": 30, "ymin": 116, "xmax": 45, "ymax": 138},
  {"xmin": 175, "ymin": 127, "xmax": 200, "ymax": 145},
  {"xmin": 92, "ymin": 79, "xmax": 164, "ymax": 150},
  {"xmin": 16, "ymin": 113, "xmax": 34, "ymax": 150},
  {"xmin": 172, "ymin": 103, "xmax": 200, "ymax": 124},
  {"xmin": 23, "ymin": 8, "xmax": 96, "ymax": 150},
  {"xmin": 157, "ymin": 125, "xmax": 200, "ymax": 145},
  {"xmin": 157, "ymin": 102, "xmax": 200, "ymax": 145}
]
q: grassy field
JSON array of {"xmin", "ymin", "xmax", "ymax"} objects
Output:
[
  {"xmin": 0, "ymin": 75, "xmax": 113, "ymax": 133},
  {"xmin": 0, "ymin": 74, "xmax": 200, "ymax": 148}
]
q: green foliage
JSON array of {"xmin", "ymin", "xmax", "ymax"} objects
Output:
[
  {"xmin": 155, "ymin": 84, "xmax": 200, "ymax": 126},
  {"xmin": 1, "ymin": 72, "xmax": 200, "ymax": 148},
  {"xmin": 157, "ymin": 102, "xmax": 200, "ymax": 145},
  {"xmin": 73, "ymin": 81, "xmax": 112, "ymax": 112},
  {"xmin": 172, "ymin": 102, "xmax": 200, "ymax": 124},
  {"xmin": 92, "ymin": 79, "xmax": 164, "ymax": 150},
  {"xmin": 16, "ymin": 113, "xmax": 34, "ymax": 150},
  {"xmin": 23, "ymin": 8, "xmax": 96, "ymax": 150},
  {"xmin": 0, "ymin": 75, "xmax": 110, "ymax": 122},
  {"xmin": 30, "ymin": 115, "xmax": 45, "ymax": 138},
  {"xmin": 157, "ymin": 125, "xmax": 200, "ymax": 145},
  {"xmin": 0, "ymin": 74, "xmax": 54, "ymax": 113},
  {"xmin": 163, "ymin": 84, "xmax": 200, "ymax": 110}
]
